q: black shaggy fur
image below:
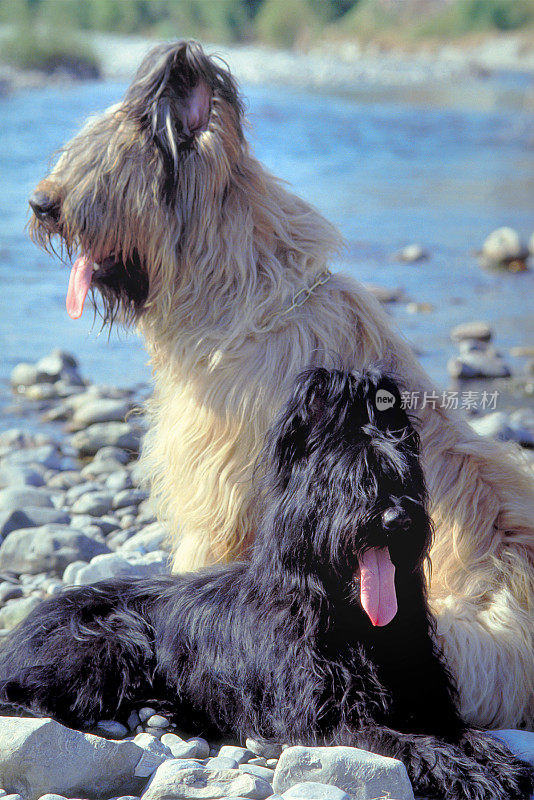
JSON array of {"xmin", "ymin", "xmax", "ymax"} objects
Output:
[{"xmin": 0, "ymin": 368, "xmax": 532, "ymax": 800}]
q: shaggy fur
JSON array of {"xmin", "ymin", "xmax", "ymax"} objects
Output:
[
  {"xmin": 0, "ymin": 368, "xmax": 532, "ymax": 800},
  {"xmin": 28, "ymin": 40, "xmax": 534, "ymax": 730}
]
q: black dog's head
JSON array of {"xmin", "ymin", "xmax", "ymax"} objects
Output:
[{"xmin": 254, "ymin": 367, "xmax": 431, "ymax": 625}]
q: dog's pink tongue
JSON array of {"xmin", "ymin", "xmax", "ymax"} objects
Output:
[
  {"xmin": 66, "ymin": 255, "xmax": 93, "ymax": 319},
  {"xmin": 358, "ymin": 547, "xmax": 397, "ymax": 627}
]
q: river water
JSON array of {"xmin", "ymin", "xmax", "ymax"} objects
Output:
[{"xmin": 1, "ymin": 74, "xmax": 533, "ymax": 396}]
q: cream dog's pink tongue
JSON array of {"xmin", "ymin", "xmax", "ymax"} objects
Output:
[
  {"xmin": 66, "ymin": 255, "xmax": 93, "ymax": 319},
  {"xmin": 358, "ymin": 547, "xmax": 397, "ymax": 627}
]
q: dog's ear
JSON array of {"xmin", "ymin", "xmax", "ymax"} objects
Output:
[{"xmin": 124, "ymin": 41, "xmax": 242, "ymax": 200}]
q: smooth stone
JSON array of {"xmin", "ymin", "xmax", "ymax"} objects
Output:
[
  {"xmin": 62, "ymin": 560, "xmax": 88, "ymax": 585},
  {"xmin": 80, "ymin": 459, "xmax": 127, "ymax": 479},
  {"xmin": 509, "ymin": 408, "xmax": 534, "ymax": 446},
  {"xmin": 115, "ymin": 505, "xmax": 138, "ymax": 520},
  {"xmin": 0, "ymin": 595, "xmax": 42, "ymax": 629},
  {"xmin": 239, "ymin": 764, "xmax": 275, "ymax": 782},
  {"xmin": 71, "ymin": 491, "xmax": 115, "ymax": 516},
  {"xmin": 272, "ymin": 746, "xmax": 414, "ymax": 800},
  {"xmin": 2, "ymin": 795, "xmax": 23, "ymax": 800},
  {"xmin": 248, "ymin": 758, "xmax": 267, "ymax": 767},
  {"xmin": 106, "ymin": 470, "xmax": 134, "ymax": 491},
  {"xmin": 10, "ymin": 363, "xmax": 39, "ymax": 388},
  {"xmin": 205, "ymin": 757, "xmax": 239, "ymax": 770},
  {"xmin": 406, "ymin": 301, "xmax": 434, "ymax": 313},
  {"xmin": 246, "ymin": 739, "xmax": 283, "ymax": 759},
  {"xmin": 139, "ymin": 708, "xmax": 158, "ymax": 723},
  {"xmin": 186, "ymin": 738, "xmax": 210, "ymax": 759},
  {"xmin": 36, "ymin": 349, "xmax": 79, "ymax": 378},
  {"xmin": 265, "ymin": 760, "xmax": 278, "ymax": 769},
  {"xmin": 93, "ymin": 446, "xmax": 131, "ymax": 465},
  {"xmin": 113, "ymin": 489, "xmax": 149, "ymax": 510},
  {"xmin": 471, "ymin": 411, "xmax": 534, "ymax": 446},
  {"xmin": 128, "ymin": 711, "xmax": 141, "ymax": 731},
  {"xmin": 70, "ymin": 515, "xmax": 119, "ymax": 536},
  {"xmin": 218, "ymin": 747, "xmax": 254, "ymax": 766},
  {"xmin": 141, "ymin": 763, "xmax": 273, "ymax": 800},
  {"xmin": 0, "ymin": 716, "xmax": 146, "ymax": 800},
  {"xmin": 120, "ymin": 524, "xmax": 167, "ymax": 555},
  {"xmin": 25, "ymin": 384, "xmax": 64, "ymax": 401},
  {"xmin": 282, "ymin": 783, "xmax": 350, "ymax": 800},
  {"xmin": 447, "ymin": 351, "xmax": 511, "ymax": 379},
  {"xmin": 0, "ymin": 525, "xmax": 110, "ymax": 575},
  {"xmin": 147, "ymin": 715, "xmax": 171, "ymax": 729},
  {"xmin": 396, "ymin": 243, "xmax": 428, "ymax": 262},
  {"xmin": 72, "ymin": 551, "xmax": 168, "ymax": 585},
  {"xmin": 0, "ymin": 581, "xmax": 23, "ymax": 602},
  {"xmin": 490, "ymin": 730, "xmax": 534, "ymax": 765},
  {"xmin": 133, "ymin": 733, "xmax": 173, "ymax": 758},
  {"xmin": 0, "ymin": 465, "xmax": 46, "ymax": 488},
  {"xmin": 482, "ymin": 227, "xmax": 528, "ymax": 262},
  {"xmin": 65, "ymin": 483, "xmax": 101, "ymax": 505},
  {"xmin": 37, "ymin": 795, "xmax": 68, "ymax": 800},
  {"xmin": 451, "ymin": 321, "xmax": 492, "ymax": 343},
  {"xmin": 158, "ymin": 737, "xmax": 204, "ymax": 760},
  {"xmin": 120, "ymin": 514, "xmax": 137, "ymax": 530},
  {"xmin": 2, "ymin": 446, "xmax": 63, "ymax": 471},
  {"xmin": 94, "ymin": 720, "xmax": 129, "ymax": 739},
  {"xmin": 46, "ymin": 471, "xmax": 83, "ymax": 490},
  {"xmin": 70, "ymin": 423, "xmax": 142, "ymax": 458},
  {"xmin": 0, "ymin": 508, "xmax": 71, "ymax": 538},
  {"xmin": 70, "ymin": 399, "xmax": 133, "ymax": 430}
]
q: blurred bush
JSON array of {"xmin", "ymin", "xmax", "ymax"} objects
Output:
[{"xmin": 2, "ymin": 26, "xmax": 100, "ymax": 77}]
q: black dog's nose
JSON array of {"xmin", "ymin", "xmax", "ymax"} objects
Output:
[
  {"xmin": 382, "ymin": 507, "xmax": 410, "ymax": 531},
  {"xmin": 29, "ymin": 190, "xmax": 59, "ymax": 220}
]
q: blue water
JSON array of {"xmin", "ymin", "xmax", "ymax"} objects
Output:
[{"xmin": 1, "ymin": 76, "xmax": 533, "ymax": 394}]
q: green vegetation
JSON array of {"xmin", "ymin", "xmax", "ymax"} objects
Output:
[
  {"xmin": 1, "ymin": 25, "xmax": 100, "ymax": 77},
  {"xmin": 0, "ymin": 0, "xmax": 533, "ymax": 70}
]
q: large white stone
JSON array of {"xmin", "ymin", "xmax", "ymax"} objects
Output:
[
  {"xmin": 141, "ymin": 762, "xmax": 273, "ymax": 800},
  {"xmin": 272, "ymin": 746, "xmax": 414, "ymax": 800},
  {"xmin": 0, "ymin": 717, "xmax": 148, "ymax": 800}
]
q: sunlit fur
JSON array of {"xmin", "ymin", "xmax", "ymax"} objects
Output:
[
  {"xmin": 0, "ymin": 369, "xmax": 532, "ymax": 800},
  {"xmin": 28, "ymin": 40, "xmax": 534, "ymax": 730}
]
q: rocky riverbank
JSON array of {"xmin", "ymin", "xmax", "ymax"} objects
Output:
[{"xmin": 0, "ymin": 343, "xmax": 533, "ymax": 799}]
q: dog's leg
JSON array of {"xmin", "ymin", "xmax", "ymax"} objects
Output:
[
  {"xmin": 354, "ymin": 725, "xmax": 534, "ymax": 800},
  {"xmin": 0, "ymin": 582, "xmax": 157, "ymax": 728}
]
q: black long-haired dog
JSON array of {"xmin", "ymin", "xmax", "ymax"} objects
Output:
[{"xmin": 0, "ymin": 368, "xmax": 531, "ymax": 800}]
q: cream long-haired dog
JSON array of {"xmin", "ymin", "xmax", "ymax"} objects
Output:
[{"xmin": 28, "ymin": 41, "xmax": 533, "ymax": 731}]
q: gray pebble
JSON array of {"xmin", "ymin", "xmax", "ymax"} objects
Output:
[
  {"xmin": 218, "ymin": 745, "xmax": 253, "ymax": 765},
  {"xmin": 281, "ymin": 784, "xmax": 350, "ymax": 800},
  {"xmin": 0, "ymin": 582, "xmax": 23, "ymax": 603},
  {"xmin": 239, "ymin": 763, "xmax": 275, "ymax": 782},
  {"xmin": 146, "ymin": 715, "xmax": 170, "ymax": 729},
  {"xmin": 0, "ymin": 526, "xmax": 109, "ymax": 576},
  {"xmin": 71, "ymin": 491, "xmax": 115, "ymax": 516},
  {"xmin": 127, "ymin": 710, "xmax": 141, "ymax": 730},
  {"xmin": 246, "ymin": 738, "xmax": 283, "ymax": 759},
  {"xmin": 94, "ymin": 720, "xmax": 129, "ymax": 739},
  {"xmin": 113, "ymin": 489, "xmax": 149, "ymax": 510},
  {"xmin": 106, "ymin": 470, "xmax": 134, "ymax": 491},
  {"xmin": 205, "ymin": 757, "xmax": 239, "ymax": 770},
  {"xmin": 46, "ymin": 471, "xmax": 83, "ymax": 490},
  {"xmin": 0, "ymin": 595, "xmax": 42, "ymax": 629},
  {"xmin": 0, "ymin": 465, "xmax": 46, "ymax": 488},
  {"xmin": 138, "ymin": 707, "xmax": 158, "ymax": 722},
  {"xmin": 248, "ymin": 757, "xmax": 268, "ymax": 767}
]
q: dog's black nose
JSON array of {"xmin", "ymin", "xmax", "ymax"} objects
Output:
[
  {"xmin": 29, "ymin": 190, "xmax": 59, "ymax": 220},
  {"xmin": 382, "ymin": 507, "xmax": 410, "ymax": 531}
]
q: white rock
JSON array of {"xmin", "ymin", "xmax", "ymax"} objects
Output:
[
  {"xmin": 0, "ymin": 595, "xmax": 42, "ymax": 630},
  {"xmin": 72, "ymin": 551, "xmax": 169, "ymax": 585},
  {"xmin": 141, "ymin": 762, "xmax": 273, "ymax": 800},
  {"xmin": 246, "ymin": 739, "xmax": 283, "ymax": 759},
  {"xmin": 70, "ymin": 423, "xmax": 143, "ymax": 458},
  {"xmin": 0, "ymin": 717, "xmax": 147, "ymax": 800},
  {"xmin": 0, "ymin": 526, "xmax": 110, "ymax": 576},
  {"xmin": 396, "ymin": 244, "xmax": 428, "ymax": 263},
  {"xmin": 450, "ymin": 321, "xmax": 492, "ymax": 343},
  {"xmin": 71, "ymin": 399, "xmax": 133, "ymax": 430},
  {"xmin": 282, "ymin": 783, "xmax": 350, "ymax": 800},
  {"xmin": 218, "ymin": 746, "xmax": 253, "ymax": 765},
  {"xmin": 490, "ymin": 730, "xmax": 534, "ymax": 766},
  {"xmin": 272, "ymin": 746, "xmax": 414, "ymax": 800},
  {"xmin": 482, "ymin": 227, "xmax": 528, "ymax": 262}
]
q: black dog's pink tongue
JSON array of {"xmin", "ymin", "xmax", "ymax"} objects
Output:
[
  {"xmin": 358, "ymin": 547, "xmax": 397, "ymax": 627},
  {"xmin": 66, "ymin": 255, "xmax": 93, "ymax": 319}
]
